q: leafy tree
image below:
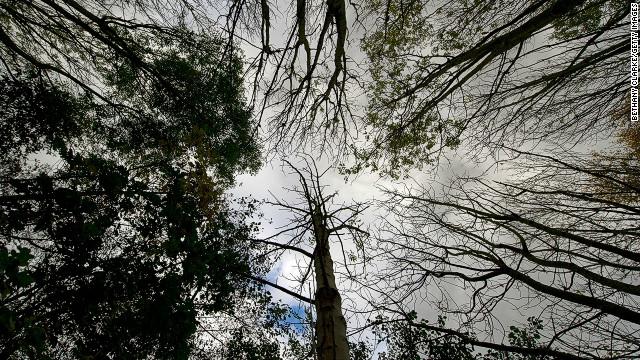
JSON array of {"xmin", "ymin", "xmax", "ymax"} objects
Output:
[
  {"xmin": 482, "ymin": 318, "xmax": 551, "ymax": 360},
  {"xmin": 375, "ymin": 314, "xmax": 476, "ymax": 360},
  {"xmin": 214, "ymin": 328, "xmax": 283, "ymax": 360},
  {"xmin": 0, "ymin": 31, "xmax": 262, "ymax": 359},
  {"xmin": 0, "ymin": 2, "xmax": 260, "ymax": 180},
  {"xmin": 282, "ymin": 306, "xmax": 318, "ymax": 360},
  {"xmin": 349, "ymin": 340, "xmax": 373, "ymax": 360},
  {"xmin": 191, "ymin": 289, "xmax": 309, "ymax": 360},
  {"xmin": 98, "ymin": 28, "xmax": 261, "ymax": 185}
]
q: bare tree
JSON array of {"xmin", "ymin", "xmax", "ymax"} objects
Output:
[
  {"xmin": 250, "ymin": 158, "xmax": 369, "ymax": 359},
  {"xmin": 215, "ymin": 0, "xmax": 629, "ymax": 179},
  {"xmin": 219, "ymin": 0, "xmax": 359, "ymax": 156},
  {"xmin": 367, "ymin": 147, "xmax": 640, "ymax": 359}
]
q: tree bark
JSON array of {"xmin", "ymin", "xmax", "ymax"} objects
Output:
[{"xmin": 312, "ymin": 209, "xmax": 350, "ymax": 360}]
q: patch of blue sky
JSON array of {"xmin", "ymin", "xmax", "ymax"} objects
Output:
[{"xmin": 284, "ymin": 304, "xmax": 312, "ymax": 332}]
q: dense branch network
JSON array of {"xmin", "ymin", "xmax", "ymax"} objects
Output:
[
  {"xmin": 355, "ymin": 0, "xmax": 629, "ymax": 176},
  {"xmin": 221, "ymin": 0, "xmax": 357, "ymax": 155},
  {"xmin": 366, "ymin": 148, "xmax": 640, "ymax": 358}
]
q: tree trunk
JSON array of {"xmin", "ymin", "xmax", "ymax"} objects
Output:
[{"xmin": 312, "ymin": 210, "xmax": 350, "ymax": 360}]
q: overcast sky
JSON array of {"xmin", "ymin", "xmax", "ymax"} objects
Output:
[{"xmin": 220, "ymin": 0, "xmax": 629, "ymax": 356}]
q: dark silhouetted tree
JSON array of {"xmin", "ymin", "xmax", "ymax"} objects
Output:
[
  {"xmin": 0, "ymin": 35, "xmax": 262, "ymax": 358},
  {"xmin": 367, "ymin": 146, "xmax": 639, "ymax": 359}
]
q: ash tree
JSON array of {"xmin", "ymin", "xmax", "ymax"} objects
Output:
[
  {"xmin": 248, "ymin": 158, "xmax": 369, "ymax": 360},
  {"xmin": 368, "ymin": 140, "xmax": 640, "ymax": 359}
]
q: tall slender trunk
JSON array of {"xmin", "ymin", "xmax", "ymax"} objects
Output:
[{"xmin": 312, "ymin": 210, "xmax": 349, "ymax": 360}]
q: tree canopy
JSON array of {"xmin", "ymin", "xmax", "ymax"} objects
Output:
[
  {"xmin": 353, "ymin": 0, "xmax": 629, "ymax": 176},
  {"xmin": 0, "ymin": 6, "xmax": 264, "ymax": 355},
  {"xmin": 368, "ymin": 142, "xmax": 639, "ymax": 359},
  {"xmin": 0, "ymin": 0, "xmax": 637, "ymax": 359}
]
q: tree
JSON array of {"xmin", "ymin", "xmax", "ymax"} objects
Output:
[
  {"xmin": 373, "ymin": 315, "xmax": 552, "ymax": 360},
  {"xmin": 0, "ymin": 1, "xmax": 204, "ymax": 102},
  {"xmin": 0, "ymin": 35, "xmax": 262, "ymax": 358},
  {"xmin": 591, "ymin": 97, "xmax": 640, "ymax": 204},
  {"xmin": 6, "ymin": 1, "xmax": 623, "ymax": 178},
  {"xmin": 208, "ymin": 0, "xmax": 630, "ymax": 176},
  {"xmin": 353, "ymin": 0, "xmax": 630, "ymax": 177},
  {"xmin": 374, "ymin": 314, "xmax": 476, "ymax": 360},
  {"xmin": 219, "ymin": 0, "xmax": 632, "ymax": 356},
  {"xmin": 212, "ymin": 328, "xmax": 282, "ymax": 360},
  {"xmin": 2, "ymin": 1, "xmax": 632, "ymax": 358},
  {"xmin": 251, "ymin": 158, "xmax": 370, "ymax": 360},
  {"xmin": 368, "ymin": 146, "xmax": 639, "ymax": 359},
  {"xmin": 221, "ymin": 0, "xmax": 354, "ymax": 154},
  {"xmin": 0, "ymin": 0, "xmax": 352, "ymax": 156},
  {"xmin": 1, "ymin": 2, "xmax": 261, "ymax": 176}
]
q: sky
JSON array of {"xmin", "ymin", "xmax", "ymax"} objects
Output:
[
  {"xmin": 221, "ymin": 2, "xmax": 629, "ymax": 355},
  {"xmin": 193, "ymin": 0, "xmax": 633, "ymax": 356},
  {"xmin": 3, "ymin": 1, "xmax": 633, "ymax": 358}
]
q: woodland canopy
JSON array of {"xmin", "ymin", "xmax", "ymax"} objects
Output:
[{"xmin": 0, "ymin": 0, "xmax": 636, "ymax": 359}]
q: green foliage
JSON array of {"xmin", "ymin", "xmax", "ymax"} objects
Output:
[
  {"xmin": 349, "ymin": 340, "xmax": 373, "ymax": 360},
  {"xmin": 372, "ymin": 313, "xmax": 551, "ymax": 360},
  {"xmin": 1, "ymin": 153, "xmax": 256, "ymax": 358},
  {"xmin": 100, "ymin": 28, "xmax": 260, "ymax": 185},
  {"xmin": 356, "ymin": 0, "xmax": 459, "ymax": 179},
  {"xmin": 355, "ymin": 0, "xmax": 627, "ymax": 178},
  {"xmin": 375, "ymin": 313, "xmax": 475, "ymax": 360},
  {"xmin": 482, "ymin": 318, "xmax": 550, "ymax": 360},
  {"xmin": 591, "ymin": 98, "xmax": 640, "ymax": 204},
  {"xmin": 0, "ymin": 74, "xmax": 86, "ymax": 177},
  {"xmin": 551, "ymin": 0, "xmax": 627, "ymax": 40},
  {"xmin": 0, "ymin": 32, "xmax": 261, "ymax": 358},
  {"xmin": 217, "ymin": 329, "xmax": 282, "ymax": 360},
  {"xmin": 0, "ymin": 247, "xmax": 34, "ymax": 349}
]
